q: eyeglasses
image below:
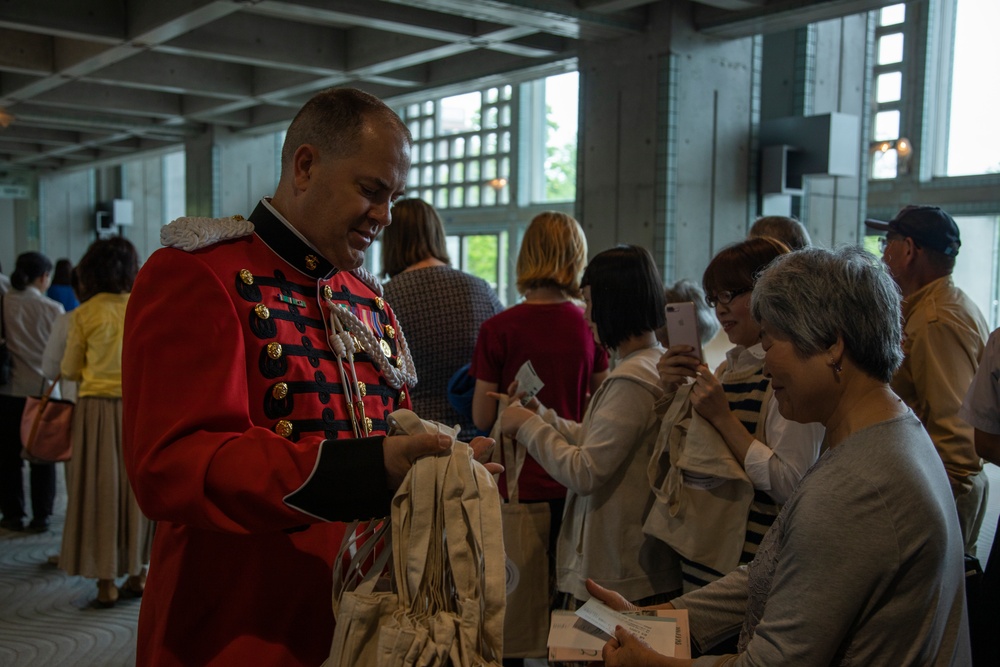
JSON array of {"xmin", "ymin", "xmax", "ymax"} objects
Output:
[
  {"xmin": 878, "ymin": 234, "xmax": 904, "ymax": 253},
  {"xmin": 705, "ymin": 287, "xmax": 752, "ymax": 308}
]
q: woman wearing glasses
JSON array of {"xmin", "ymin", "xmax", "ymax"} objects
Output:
[{"xmin": 647, "ymin": 237, "xmax": 824, "ymax": 593}]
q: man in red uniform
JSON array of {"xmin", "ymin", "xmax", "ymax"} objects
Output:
[{"xmin": 122, "ymin": 88, "xmax": 459, "ymax": 666}]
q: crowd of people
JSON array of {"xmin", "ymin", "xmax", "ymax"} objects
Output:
[
  {"xmin": 0, "ymin": 87, "xmax": 995, "ymax": 667},
  {"xmin": 1, "ymin": 241, "xmax": 152, "ymax": 609}
]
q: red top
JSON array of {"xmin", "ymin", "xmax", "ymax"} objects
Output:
[
  {"xmin": 471, "ymin": 301, "xmax": 607, "ymax": 500},
  {"xmin": 122, "ymin": 203, "xmax": 410, "ymax": 666}
]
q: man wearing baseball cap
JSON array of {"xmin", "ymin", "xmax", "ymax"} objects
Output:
[{"xmin": 867, "ymin": 205, "xmax": 989, "ymax": 556}]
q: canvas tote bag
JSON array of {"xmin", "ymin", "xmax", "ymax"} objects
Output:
[
  {"xmin": 643, "ymin": 383, "xmax": 754, "ymax": 575},
  {"xmin": 489, "ymin": 395, "xmax": 550, "ymax": 658},
  {"xmin": 21, "ymin": 376, "xmax": 74, "ymax": 464},
  {"xmin": 324, "ymin": 410, "xmax": 505, "ymax": 667}
]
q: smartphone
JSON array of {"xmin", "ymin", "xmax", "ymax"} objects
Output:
[{"xmin": 664, "ymin": 302, "xmax": 703, "ymax": 361}]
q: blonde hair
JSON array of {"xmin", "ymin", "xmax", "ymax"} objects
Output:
[{"xmin": 515, "ymin": 212, "xmax": 587, "ymax": 297}]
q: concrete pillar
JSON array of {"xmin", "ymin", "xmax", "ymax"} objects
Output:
[{"xmin": 576, "ymin": 0, "xmax": 757, "ymax": 285}]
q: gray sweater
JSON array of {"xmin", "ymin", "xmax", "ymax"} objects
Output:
[{"xmin": 675, "ymin": 412, "xmax": 970, "ymax": 666}]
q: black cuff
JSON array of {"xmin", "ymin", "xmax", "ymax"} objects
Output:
[{"xmin": 283, "ymin": 436, "xmax": 393, "ymax": 521}]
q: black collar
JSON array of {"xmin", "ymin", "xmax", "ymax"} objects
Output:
[{"xmin": 249, "ymin": 201, "xmax": 337, "ymax": 280}]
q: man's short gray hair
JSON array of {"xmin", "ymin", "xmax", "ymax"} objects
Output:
[
  {"xmin": 280, "ymin": 88, "xmax": 411, "ymax": 169},
  {"xmin": 751, "ymin": 246, "xmax": 903, "ymax": 383}
]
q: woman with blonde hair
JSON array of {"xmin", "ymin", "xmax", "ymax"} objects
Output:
[
  {"xmin": 472, "ymin": 212, "xmax": 608, "ymax": 505},
  {"xmin": 470, "ymin": 213, "xmax": 608, "ymax": 656}
]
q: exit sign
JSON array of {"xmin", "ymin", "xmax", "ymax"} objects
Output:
[{"xmin": 0, "ymin": 184, "xmax": 29, "ymax": 199}]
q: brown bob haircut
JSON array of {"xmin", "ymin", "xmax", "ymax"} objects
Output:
[
  {"xmin": 702, "ymin": 236, "xmax": 790, "ymax": 297},
  {"xmin": 380, "ymin": 198, "xmax": 450, "ymax": 278},
  {"xmin": 515, "ymin": 211, "xmax": 587, "ymax": 298}
]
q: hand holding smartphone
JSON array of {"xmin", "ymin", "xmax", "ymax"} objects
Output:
[{"xmin": 664, "ymin": 302, "xmax": 703, "ymax": 362}]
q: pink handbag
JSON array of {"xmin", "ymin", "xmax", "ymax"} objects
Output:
[{"xmin": 21, "ymin": 377, "xmax": 74, "ymax": 464}]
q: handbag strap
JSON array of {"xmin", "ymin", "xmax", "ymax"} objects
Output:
[
  {"xmin": 443, "ymin": 440, "xmax": 504, "ymax": 658},
  {"xmin": 331, "ymin": 518, "xmax": 392, "ymax": 617},
  {"xmin": 24, "ymin": 374, "xmax": 64, "ymax": 452},
  {"xmin": 489, "ymin": 393, "xmax": 528, "ymax": 503}
]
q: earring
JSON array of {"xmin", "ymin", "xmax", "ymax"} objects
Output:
[{"xmin": 830, "ymin": 358, "xmax": 842, "ymax": 374}]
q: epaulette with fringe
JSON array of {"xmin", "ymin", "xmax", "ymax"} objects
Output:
[
  {"xmin": 160, "ymin": 215, "xmax": 254, "ymax": 251},
  {"xmin": 161, "ymin": 214, "xmax": 385, "ymax": 296}
]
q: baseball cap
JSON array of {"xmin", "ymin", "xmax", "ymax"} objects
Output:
[{"xmin": 865, "ymin": 205, "xmax": 961, "ymax": 257}]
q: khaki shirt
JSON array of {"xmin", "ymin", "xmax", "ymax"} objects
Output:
[{"xmin": 892, "ymin": 275, "xmax": 989, "ymax": 496}]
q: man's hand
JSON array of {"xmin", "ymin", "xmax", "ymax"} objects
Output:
[
  {"xmin": 469, "ymin": 435, "xmax": 504, "ymax": 475},
  {"xmin": 382, "ymin": 433, "xmax": 451, "ymax": 489}
]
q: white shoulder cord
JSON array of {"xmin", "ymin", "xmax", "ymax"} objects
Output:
[
  {"xmin": 325, "ymin": 299, "xmax": 418, "ymax": 391},
  {"xmin": 328, "ymin": 312, "xmax": 364, "ymax": 438}
]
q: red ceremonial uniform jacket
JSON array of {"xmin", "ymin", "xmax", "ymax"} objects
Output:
[{"xmin": 122, "ymin": 201, "xmax": 412, "ymax": 667}]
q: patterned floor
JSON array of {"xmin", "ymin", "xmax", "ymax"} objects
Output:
[
  {"xmin": 1, "ymin": 463, "xmax": 998, "ymax": 667},
  {"xmin": 0, "ymin": 465, "xmax": 138, "ymax": 667}
]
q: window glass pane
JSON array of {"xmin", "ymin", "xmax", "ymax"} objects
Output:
[
  {"xmin": 468, "ymin": 186, "xmax": 480, "ymax": 206},
  {"xmin": 446, "ymin": 236, "xmax": 461, "ymax": 268},
  {"xmin": 876, "ymin": 72, "xmax": 902, "ymax": 103},
  {"xmin": 500, "ymin": 104, "xmax": 511, "ymax": 127},
  {"xmin": 422, "ymin": 142, "xmax": 433, "ymax": 163},
  {"xmin": 947, "ymin": 0, "xmax": 1000, "ymax": 175},
  {"xmin": 422, "ymin": 188, "xmax": 433, "ymax": 203},
  {"xmin": 464, "ymin": 235, "xmax": 499, "ymax": 286},
  {"xmin": 486, "ymin": 88, "xmax": 499, "ymax": 104},
  {"xmin": 436, "ymin": 189, "xmax": 448, "ymax": 209},
  {"xmin": 453, "ymin": 162, "xmax": 465, "ymax": 182},
  {"xmin": 545, "ymin": 71, "xmax": 579, "ymax": 202},
  {"xmin": 485, "ymin": 159, "xmax": 497, "ymax": 179},
  {"xmin": 424, "ymin": 101, "xmax": 434, "ymax": 115},
  {"xmin": 468, "ymin": 160, "xmax": 480, "ymax": 182},
  {"xmin": 452, "ymin": 137, "xmax": 465, "ymax": 159},
  {"xmin": 501, "ymin": 131, "xmax": 511, "ymax": 153},
  {"xmin": 952, "ymin": 215, "xmax": 999, "ymax": 327},
  {"xmin": 879, "ymin": 3, "xmax": 905, "ymax": 26},
  {"xmin": 485, "ymin": 107, "xmax": 498, "ymax": 129},
  {"xmin": 408, "ymin": 104, "xmax": 420, "ymax": 117},
  {"xmin": 451, "ymin": 187, "xmax": 464, "ymax": 208},
  {"xmin": 877, "ymin": 33, "xmax": 904, "ymax": 65},
  {"xmin": 440, "ymin": 92, "xmax": 481, "ymax": 134},
  {"xmin": 437, "ymin": 140, "xmax": 449, "ymax": 160},
  {"xmin": 502, "ymin": 85, "xmax": 512, "ymax": 100},
  {"xmin": 409, "ymin": 121, "xmax": 420, "ymax": 140},
  {"xmin": 871, "ymin": 148, "xmax": 898, "ymax": 179},
  {"xmin": 408, "ymin": 167, "xmax": 419, "ymax": 186},
  {"xmin": 500, "ymin": 157, "xmax": 510, "ymax": 178},
  {"xmin": 469, "ymin": 135, "xmax": 481, "ymax": 156},
  {"xmin": 163, "ymin": 151, "xmax": 186, "ymax": 224},
  {"xmin": 483, "ymin": 186, "xmax": 497, "ymax": 206},
  {"xmin": 874, "ymin": 110, "xmax": 900, "ymax": 141},
  {"xmin": 437, "ymin": 164, "xmax": 449, "ymax": 184},
  {"xmin": 422, "ymin": 166, "xmax": 434, "ymax": 184},
  {"xmin": 422, "ymin": 119, "xmax": 434, "ymax": 139},
  {"xmin": 485, "ymin": 133, "xmax": 498, "ymax": 155}
]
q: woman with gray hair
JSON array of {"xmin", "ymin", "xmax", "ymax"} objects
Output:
[
  {"xmin": 589, "ymin": 246, "xmax": 970, "ymax": 665},
  {"xmin": 655, "ymin": 279, "xmax": 725, "ymax": 371}
]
